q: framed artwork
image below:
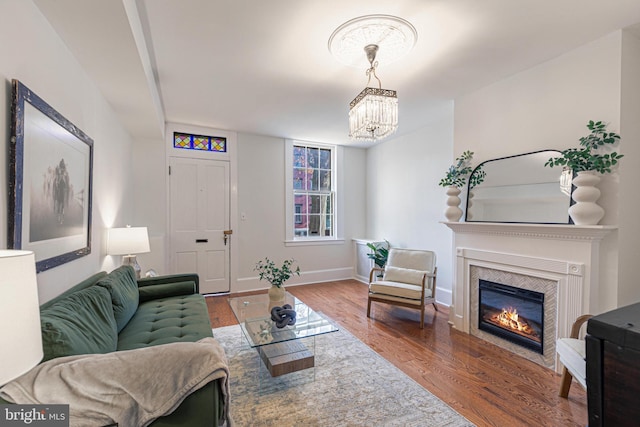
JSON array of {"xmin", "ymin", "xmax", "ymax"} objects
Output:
[{"xmin": 8, "ymin": 80, "xmax": 94, "ymax": 273}]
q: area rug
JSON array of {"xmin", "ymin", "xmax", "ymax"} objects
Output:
[{"xmin": 213, "ymin": 324, "xmax": 475, "ymax": 426}]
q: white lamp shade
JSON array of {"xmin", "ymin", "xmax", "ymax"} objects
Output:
[
  {"xmin": 0, "ymin": 250, "xmax": 43, "ymax": 385},
  {"xmin": 107, "ymin": 227, "xmax": 150, "ymax": 255}
]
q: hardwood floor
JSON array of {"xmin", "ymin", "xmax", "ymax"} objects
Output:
[{"xmin": 206, "ymin": 280, "xmax": 587, "ymax": 427}]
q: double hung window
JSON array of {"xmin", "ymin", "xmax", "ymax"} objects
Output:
[{"xmin": 292, "ymin": 143, "xmax": 334, "ymax": 239}]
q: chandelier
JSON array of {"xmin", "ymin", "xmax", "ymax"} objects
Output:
[
  {"xmin": 348, "ymin": 44, "xmax": 397, "ymax": 141},
  {"xmin": 329, "ymin": 15, "xmax": 417, "ymax": 142}
]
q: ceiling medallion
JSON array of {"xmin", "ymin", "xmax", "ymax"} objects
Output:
[{"xmin": 328, "ymin": 15, "xmax": 417, "ymax": 68}]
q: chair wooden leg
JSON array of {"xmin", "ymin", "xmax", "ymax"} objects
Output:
[
  {"xmin": 432, "ymin": 302, "xmax": 438, "ymax": 312},
  {"xmin": 367, "ymin": 298, "xmax": 372, "ymax": 318},
  {"xmin": 420, "ymin": 306, "xmax": 425, "ymax": 329},
  {"xmin": 559, "ymin": 367, "xmax": 573, "ymax": 398}
]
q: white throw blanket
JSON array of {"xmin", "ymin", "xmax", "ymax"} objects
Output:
[{"xmin": 0, "ymin": 337, "xmax": 232, "ymax": 427}]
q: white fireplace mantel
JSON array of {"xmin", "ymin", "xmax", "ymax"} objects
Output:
[
  {"xmin": 443, "ymin": 222, "xmax": 616, "ymax": 241},
  {"xmin": 443, "ymin": 221, "xmax": 617, "ymax": 370}
]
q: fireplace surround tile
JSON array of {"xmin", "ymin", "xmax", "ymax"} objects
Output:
[{"xmin": 470, "ymin": 266, "xmax": 557, "ymax": 369}]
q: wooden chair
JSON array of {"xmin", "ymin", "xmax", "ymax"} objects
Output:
[
  {"xmin": 366, "ymin": 248, "xmax": 437, "ymax": 329},
  {"xmin": 557, "ymin": 314, "xmax": 593, "ymax": 398}
]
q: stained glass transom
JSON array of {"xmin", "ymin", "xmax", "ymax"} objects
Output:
[{"xmin": 173, "ymin": 132, "xmax": 227, "ymax": 153}]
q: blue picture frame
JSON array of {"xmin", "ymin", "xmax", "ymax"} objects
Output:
[{"xmin": 8, "ymin": 80, "xmax": 93, "ymax": 273}]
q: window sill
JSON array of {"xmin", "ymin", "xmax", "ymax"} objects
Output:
[{"xmin": 285, "ymin": 238, "xmax": 345, "ymax": 247}]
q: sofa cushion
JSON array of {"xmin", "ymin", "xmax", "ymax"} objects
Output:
[
  {"xmin": 97, "ymin": 266, "xmax": 139, "ymax": 332},
  {"xmin": 383, "ymin": 265, "xmax": 427, "ymax": 286},
  {"xmin": 40, "ymin": 272, "xmax": 108, "ymax": 311},
  {"xmin": 369, "ymin": 280, "xmax": 432, "ymax": 299},
  {"xmin": 138, "ymin": 281, "xmax": 197, "ymax": 303},
  {"xmin": 117, "ymin": 294, "xmax": 213, "ymax": 351},
  {"xmin": 557, "ymin": 337, "xmax": 587, "ymax": 388},
  {"xmin": 40, "ymin": 285, "xmax": 118, "ymax": 361}
]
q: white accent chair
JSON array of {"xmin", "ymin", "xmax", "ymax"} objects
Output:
[
  {"xmin": 367, "ymin": 248, "xmax": 437, "ymax": 329},
  {"xmin": 557, "ymin": 314, "xmax": 593, "ymax": 398}
]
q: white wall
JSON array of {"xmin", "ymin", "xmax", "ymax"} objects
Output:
[
  {"xmin": 132, "ymin": 137, "xmax": 167, "ymax": 275},
  {"xmin": 617, "ymin": 30, "xmax": 640, "ymax": 305},
  {"xmin": 366, "ymin": 104, "xmax": 456, "ymax": 305},
  {"xmin": 455, "ymin": 31, "xmax": 622, "ymax": 172},
  {"xmin": 0, "ymin": 1, "xmax": 135, "ymax": 303},
  {"xmin": 132, "ymin": 130, "xmax": 367, "ymax": 292},
  {"xmin": 454, "ymin": 30, "xmax": 640, "ymax": 310},
  {"xmin": 235, "ymin": 133, "xmax": 367, "ymax": 291},
  {"xmin": 131, "ymin": 120, "xmax": 452, "ymax": 298}
]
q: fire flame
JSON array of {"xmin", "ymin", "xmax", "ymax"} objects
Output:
[{"xmin": 493, "ymin": 307, "xmax": 537, "ymax": 337}]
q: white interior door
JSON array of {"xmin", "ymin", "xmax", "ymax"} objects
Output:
[{"xmin": 169, "ymin": 157, "xmax": 230, "ymax": 294}]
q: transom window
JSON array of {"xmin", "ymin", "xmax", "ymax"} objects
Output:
[
  {"xmin": 173, "ymin": 132, "xmax": 227, "ymax": 153},
  {"xmin": 293, "ymin": 144, "xmax": 334, "ymax": 238}
]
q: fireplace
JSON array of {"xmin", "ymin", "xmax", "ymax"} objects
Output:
[
  {"xmin": 446, "ymin": 224, "xmax": 614, "ymax": 370},
  {"xmin": 478, "ymin": 279, "xmax": 544, "ymax": 354}
]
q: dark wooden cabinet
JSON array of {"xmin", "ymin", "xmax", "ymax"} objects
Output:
[{"xmin": 586, "ymin": 302, "xmax": 640, "ymax": 426}]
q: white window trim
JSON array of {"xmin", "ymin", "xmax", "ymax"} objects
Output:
[{"xmin": 285, "ymin": 139, "xmax": 344, "ymax": 246}]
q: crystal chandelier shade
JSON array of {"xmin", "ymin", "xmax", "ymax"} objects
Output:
[
  {"xmin": 349, "ymin": 87, "xmax": 398, "ymax": 141},
  {"xmin": 348, "ymin": 43, "xmax": 398, "ymax": 142}
]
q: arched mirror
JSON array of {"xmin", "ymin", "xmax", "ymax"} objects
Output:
[{"xmin": 465, "ymin": 150, "xmax": 573, "ymax": 224}]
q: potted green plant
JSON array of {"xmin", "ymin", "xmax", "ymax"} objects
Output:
[
  {"xmin": 545, "ymin": 120, "xmax": 623, "ymax": 173},
  {"xmin": 255, "ymin": 258, "xmax": 301, "ymax": 301},
  {"xmin": 439, "ymin": 150, "xmax": 475, "ymax": 221},
  {"xmin": 366, "ymin": 240, "xmax": 389, "ymax": 277},
  {"xmin": 439, "ymin": 150, "xmax": 475, "ymax": 188},
  {"xmin": 366, "ymin": 240, "xmax": 389, "ymax": 268},
  {"xmin": 545, "ymin": 120, "xmax": 623, "ymax": 225}
]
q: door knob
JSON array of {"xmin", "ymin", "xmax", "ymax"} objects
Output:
[{"xmin": 223, "ymin": 230, "xmax": 233, "ymax": 245}]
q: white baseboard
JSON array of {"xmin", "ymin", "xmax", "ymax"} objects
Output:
[
  {"xmin": 435, "ymin": 288, "xmax": 452, "ymax": 307},
  {"xmin": 233, "ymin": 267, "xmax": 354, "ymax": 293},
  {"xmin": 233, "ymin": 267, "xmax": 453, "ymax": 308}
]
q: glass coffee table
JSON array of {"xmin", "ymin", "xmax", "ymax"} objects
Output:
[{"xmin": 228, "ymin": 292, "xmax": 338, "ymax": 377}]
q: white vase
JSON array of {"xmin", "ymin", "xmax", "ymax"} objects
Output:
[
  {"xmin": 445, "ymin": 185, "xmax": 463, "ymax": 222},
  {"xmin": 568, "ymin": 171, "xmax": 604, "ymax": 225},
  {"xmin": 268, "ymin": 285, "xmax": 285, "ymax": 301}
]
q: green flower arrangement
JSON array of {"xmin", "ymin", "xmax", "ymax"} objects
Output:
[
  {"xmin": 439, "ymin": 150, "xmax": 475, "ymax": 187},
  {"xmin": 255, "ymin": 258, "xmax": 300, "ymax": 288},
  {"xmin": 545, "ymin": 120, "xmax": 623, "ymax": 174},
  {"xmin": 468, "ymin": 165, "xmax": 486, "ymax": 189},
  {"xmin": 366, "ymin": 240, "xmax": 389, "ymax": 269}
]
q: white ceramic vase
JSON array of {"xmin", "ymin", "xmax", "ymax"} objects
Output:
[
  {"xmin": 445, "ymin": 185, "xmax": 463, "ymax": 222},
  {"xmin": 568, "ymin": 171, "xmax": 605, "ymax": 225},
  {"xmin": 268, "ymin": 284, "xmax": 285, "ymax": 301}
]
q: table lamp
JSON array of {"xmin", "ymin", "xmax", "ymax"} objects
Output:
[
  {"xmin": 0, "ymin": 250, "xmax": 43, "ymax": 386},
  {"xmin": 107, "ymin": 226, "xmax": 150, "ymax": 279}
]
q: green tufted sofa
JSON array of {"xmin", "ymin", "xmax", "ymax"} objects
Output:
[{"xmin": 0, "ymin": 265, "xmax": 226, "ymax": 426}]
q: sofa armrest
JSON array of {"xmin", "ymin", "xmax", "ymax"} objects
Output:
[
  {"xmin": 138, "ymin": 273, "xmax": 200, "ymax": 293},
  {"xmin": 138, "ymin": 281, "xmax": 198, "ymax": 303},
  {"xmin": 149, "ymin": 380, "xmax": 223, "ymax": 427}
]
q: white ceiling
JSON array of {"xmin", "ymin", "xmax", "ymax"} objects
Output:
[{"xmin": 34, "ymin": 0, "xmax": 640, "ymax": 146}]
